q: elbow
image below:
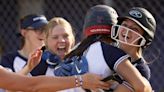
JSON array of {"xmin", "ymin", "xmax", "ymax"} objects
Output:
[
  {"xmin": 133, "ymin": 84, "xmax": 146, "ymax": 92},
  {"xmin": 133, "ymin": 80, "xmax": 152, "ymax": 92}
]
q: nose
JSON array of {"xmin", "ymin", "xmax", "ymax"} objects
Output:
[{"xmin": 58, "ymin": 36, "xmax": 66, "ymax": 42}]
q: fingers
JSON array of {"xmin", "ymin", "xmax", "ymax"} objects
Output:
[
  {"xmin": 87, "ymin": 82, "xmax": 110, "ymax": 91},
  {"xmin": 91, "ymin": 74, "xmax": 110, "ymax": 90},
  {"xmin": 82, "ymin": 73, "xmax": 110, "ymax": 90},
  {"xmin": 28, "ymin": 49, "xmax": 42, "ymax": 64},
  {"xmin": 98, "ymin": 81, "xmax": 110, "ymax": 90},
  {"xmin": 32, "ymin": 49, "xmax": 43, "ymax": 58},
  {"xmin": 36, "ymin": 49, "xmax": 43, "ymax": 58}
]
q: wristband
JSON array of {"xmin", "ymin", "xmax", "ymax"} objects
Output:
[{"xmin": 74, "ymin": 75, "xmax": 83, "ymax": 87}]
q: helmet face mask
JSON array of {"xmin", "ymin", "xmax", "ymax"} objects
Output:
[
  {"xmin": 116, "ymin": 7, "xmax": 156, "ymax": 48},
  {"xmin": 111, "ymin": 25, "xmax": 146, "ymax": 47}
]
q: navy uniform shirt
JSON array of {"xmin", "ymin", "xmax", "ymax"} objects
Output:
[
  {"xmin": 0, "ymin": 51, "xmax": 48, "ymax": 76},
  {"xmin": 132, "ymin": 58, "xmax": 151, "ymax": 80}
]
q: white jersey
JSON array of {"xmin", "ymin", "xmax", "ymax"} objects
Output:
[{"xmin": 55, "ymin": 41, "xmax": 129, "ymax": 92}]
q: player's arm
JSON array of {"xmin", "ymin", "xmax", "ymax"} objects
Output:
[
  {"xmin": 31, "ymin": 73, "xmax": 110, "ymax": 92},
  {"xmin": 115, "ymin": 59, "xmax": 152, "ymax": 92},
  {"xmin": 102, "ymin": 44, "xmax": 151, "ymax": 92},
  {"xmin": 0, "ymin": 66, "xmax": 110, "ymax": 92},
  {"xmin": 114, "ymin": 78, "xmax": 151, "ymax": 92},
  {"xmin": 5, "ymin": 49, "xmax": 43, "ymax": 92},
  {"xmin": 0, "ymin": 66, "xmax": 34, "ymax": 92}
]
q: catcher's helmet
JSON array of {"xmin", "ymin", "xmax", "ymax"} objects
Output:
[
  {"xmin": 83, "ymin": 5, "xmax": 118, "ymax": 37},
  {"xmin": 117, "ymin": 7, "xmax": 156, "ymax": 47}
]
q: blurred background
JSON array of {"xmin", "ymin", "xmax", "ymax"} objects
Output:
[{"xmin": 0, "ymin": 0, "xmax": 163, "ymax": 91}]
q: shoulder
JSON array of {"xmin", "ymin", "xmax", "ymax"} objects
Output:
[
  {"xmin": 1, "ymin": 51, "xmax": 18, "ymax": 63},
  {"xmin": 0, "ymin": 51, "xmax": 21, "ymax": 71},
  {"xmin": 100, "ymin": 42, "xmax": 129, "ymax": 71},
  {"xmin": 101, "ymin": 42, "xmax": 126, "ymax": 55}
]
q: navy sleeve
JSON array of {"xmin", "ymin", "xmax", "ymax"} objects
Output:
[
  {"xmin": 0, "ymin": 52, "xmax": 16, "ymax": 72},
  {"xmin": 101, "ymin": 42, "xmax": 129, "ymax": 71},
  {"xmin": 132, "ymin": 59, "xmax": 151, "ymax": 80}
]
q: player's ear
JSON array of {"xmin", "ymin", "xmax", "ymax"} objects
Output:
[{"xmin": 20, "ymin": 29, "xmax": 27, "ymax": 37}]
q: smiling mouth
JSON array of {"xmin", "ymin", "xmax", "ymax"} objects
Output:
[{"xmin": 57, "ymin": 46, "xmax": 66, "ymax": 53}]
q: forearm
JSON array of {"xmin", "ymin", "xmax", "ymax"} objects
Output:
[
  {"xmin": 0, "ymin": 67, "xmax": 34, "ymax": 92},
  {"xmin": 0, "ymin": 66, "xmax": 109, "ymax": 92},
  {"xmin": 31, "ymin": 76, "xmax": 76, "ymax": 92},
  {"xmin": 17, "ymin": 66, "xmax": 32, "ymax": 75},
  {"xmin": 114, "ymin": 78, "xmax": 152, "ymax": 92},
  {"xmin": 116, "ymin": 60, "xmax": 152, "ymax": 92},
  {"xmin": 0, "ymin": 67, "xmax": 76, "ymax": 92},
  {"xmin": 5, "ymin": 64, "xmax": 33, "ymax": 92}
]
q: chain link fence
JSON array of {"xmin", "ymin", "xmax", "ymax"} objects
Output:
[{"xmin": 0, "ymin": 0, "xmax": 163, "ymax": 91}]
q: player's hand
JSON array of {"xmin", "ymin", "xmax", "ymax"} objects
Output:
[
  {"xmin": 82, "ymin": 73, "xmax": 110, "ymax": 90},
  {"xmin": 26, "ymin": 48, "xmax": 43, "ymax": 71}
]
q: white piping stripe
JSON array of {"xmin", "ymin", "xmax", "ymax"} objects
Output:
[
  {"xmin": 114, "ymin": 54, "xmax": 130, "ymax": 71},
  {"xmin": 122, "ymin": 81, "xmax": 134, "ymax": 92}
]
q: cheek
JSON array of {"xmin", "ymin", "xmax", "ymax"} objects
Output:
[
  {"xmin": 118, "ymin": 32, "xmax": 122, "ymax": 38},
  {"xmin": 47, "ymin": 39, "xmax": 57, "ymax": 49},
  {"xmin": 131, "ymin": 34, "xmax": 140, "ymax": 42},
  {"xmin": 31, "ymin": 39, "xmax": 43, "ymax": 48},
  {"xmin": 39, "ymin": 33, "xmax": 46, "ymax": 39},
  {"xmin": 131, "ymin": 32, "xmax": 139, "ymax": 38},
  {"xmin": 118, "ymin": 28, "xmax": 123, "ymax": 34},
  {"xmin": 64, "ymin": 40, "xmax": 73, "ymax": 53},
  {"xmin": 29, "ymin": 35, "xmax": 39, "ymax": 42},
  {"xmin": 118, "ymin": 30, "xmax": 124, "ymax": 39},
  {"xmin": 65, "ymin": 39, "xmax": 71, "ymax": 47}
]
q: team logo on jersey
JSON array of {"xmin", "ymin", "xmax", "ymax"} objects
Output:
[{"xmin": 129, "ymin": 10, "xmax": 142, "ymax": 18}]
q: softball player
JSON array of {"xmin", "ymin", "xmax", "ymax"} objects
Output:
[
  {"xmin": 54, "ymin": 5, "xmax": 152, "ymax": 92},
  {"xmin": 0, "ymin": 14, "xmax": 48, "ymax": 76},
  {"xmin": 111, "ymin": 7, "xmax": 156, "ymax": 91}
]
